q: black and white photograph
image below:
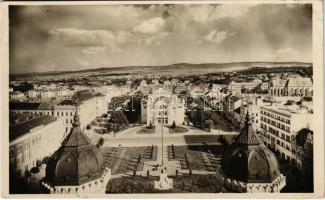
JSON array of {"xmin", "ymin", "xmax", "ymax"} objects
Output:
[{"xmin": 1, "ymin": 1, "xmax": 324, "ymax": 198}]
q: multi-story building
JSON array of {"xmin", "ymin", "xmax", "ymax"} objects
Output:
[
  {"xmin": 10, "ymin": 90, "xmax": 109, "ymax": 134},
  {"xmin": 258, "ymin": 106, "xmax": 312, "ymax": 169},
  {"xmin": 9, "ymin": 115, "xmax": 65, "ymax": 177}
]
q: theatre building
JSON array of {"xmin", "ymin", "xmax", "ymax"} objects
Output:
[{"xmin": 141, "ymin": 88, "xmax": 185, "ymax": 126}]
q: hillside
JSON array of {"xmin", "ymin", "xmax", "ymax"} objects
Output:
[{"xmin": 10, "ymin": 62, "xmax": 312, "ymax": 79}]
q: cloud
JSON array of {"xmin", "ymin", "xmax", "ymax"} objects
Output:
[
  {"xmin": 109, "ymin": 44, "xmax": 124, "ymax": 53},
  {"xmin": 185, "ymin": 5, "xmax": 255, "ymax": 24},
  {"xmin": 133, "ymin": 17, "xmax": 165, "ymax": 34},
  {"xmin": 209, "ymin": 5, "xmax": 255, "ymax": 21},
  {"xmin": 77, "ymin": 59, "xmax": 91, "ymax": 67},
  {"xmin": 271, "ymin": 47, "xmax": 299, "ymax": 61},
  {"xmin": 49, "ymin": 28, "xmax": 116, "ymax": 46},
  {"xmin": 137, "ymin": 32, "xmax": 170, "ymax": 46},
  {"xmin": 203, "ymin": 30, "xmax": 236, "ymax": 44},
  {"xmin": 82, "ymin": 47, "xmax": 106, "ymax": 55}
]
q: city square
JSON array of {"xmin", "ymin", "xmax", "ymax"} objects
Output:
[{"xmin": 5, "ymin": 3, "xmax": 317, "ymax": 196}]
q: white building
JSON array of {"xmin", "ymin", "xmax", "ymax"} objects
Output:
[
  {"xmin": 10, "ymin": 90, "xmax": 109, "ymax": 134},
  {"xmin": 141, "ymin": 88, "xmax": 185, "ymax": 126},
  {"xmin": 10, "ymin": 91, "xmax": 25, "ymax": 100},
  {"xmin": 9, "ymin": 115, "xmax": 65, "ymax": 177},
  {"xmin": 258, "ymin": 105, "xmax": 313, "ymax": 169}
]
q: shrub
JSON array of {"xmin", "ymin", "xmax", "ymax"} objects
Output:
[
  {"xmin": 149, "ymin": 121, "xmax": 153, "ymax": 129},
  {"xmin": 30, "ymin": 167, "xmax": 40, "ymax": 174},
  {"xmin": 171, "ymin": 121, "xmax": 176, "ymax": 129},
  {"xmin": 97, "ymin": 137, "xmax": 104, "ymax": 147}
]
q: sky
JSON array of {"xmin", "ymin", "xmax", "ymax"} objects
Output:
[{"xmin": 9, "ymin": 4, "xmax": 312, "ymax": 74}]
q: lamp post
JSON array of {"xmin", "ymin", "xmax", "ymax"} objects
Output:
[{"xmin": 161, "ymin": 122, "xmax": 164, "ymax": 166}]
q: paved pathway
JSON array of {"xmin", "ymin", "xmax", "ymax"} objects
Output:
[{"xmin": 111, "ymin": 148, "xmax": 127, "ymax": 174}]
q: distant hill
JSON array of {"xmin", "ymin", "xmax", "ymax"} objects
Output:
[{"xmin": 10, "ymin": 62, "xmax": 312, "ymax": 79}]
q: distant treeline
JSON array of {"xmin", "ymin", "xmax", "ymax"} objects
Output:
[
  {"xmin": 239, "ymin": 66, "xmax": 313, "ymax": 77},
  {"xmin": 87, "ymin": 73, "xmax": 131, "ymax": 78}
]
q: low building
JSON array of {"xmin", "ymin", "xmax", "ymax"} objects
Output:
[
  {"xmin": 189, "ymin": 83, "xmax": 209, "ymax": 97},
  {"xmin": 228, "ymin": 81, "xmax": 261, "ymax": 95},
  {"xmin": 10, "ymin": 91, "xmax": 25, "ymax": 100},
  {"xmin": 260, "ymin": 82, "xmax": 269, "ymax": 91},
  {"xmin": 9, "ymin": 115, "xmax": 65, "ymax": 177}
]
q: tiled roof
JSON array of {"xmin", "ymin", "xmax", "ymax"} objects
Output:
[
  {"xmin": 10, "ymin": 102, "xmax": 41, "ymax": 110},
  {"xmin": 235, "ymin": 113, "xmax": 261, "ymax": 146},
  {"xmin": 72, "ymin": 90, "xmax": 95, "ymax": 103},
  {"xmin": 61, "ymin": 113, "xmax": 91, "ymax": 147},
  {"xmin": 287, "ymin": 78, "xmax": 312, "ymax": 87},
  {"xmin": 271, "ymin": 79, "xmax": 288, "ymax": 87},
  {"xmin": 9, "ymin": 115, "xmax": 58, "ymax": 142}
]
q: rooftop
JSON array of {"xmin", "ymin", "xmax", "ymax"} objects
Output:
[{"xmin": 9, "ymin": 115, "xmax": 58, "ymax": 142}]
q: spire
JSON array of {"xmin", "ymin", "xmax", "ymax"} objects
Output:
[
  {"xmin": 72, "ymin": 104, "xmax": 80, "ymax": 127},
  {"xmin": 61, "ymin": 104, "xmax": 91, "ymax": 147},
  {"xmin": 235, "ymin": 110, "xmax": 260, "ymax": 146}
]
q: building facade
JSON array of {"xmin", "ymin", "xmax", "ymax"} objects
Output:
[
  {"xmin": 269, "ymin": 77, "xmax": 313, "ymax": 97},
  {"xmin": 9, "ymin": 115, "xmax": 65, "ymax": 177},
  {"xmin": 141, "ymin": 88, "xmax": 185, "ymax": 126},
  {"xmin": 10, "ymin": 90, "xmax": 109, "ymax": 134},
  {"xmin": 258, "ymin": 106, "xmax": 312, "ymax": 169}
]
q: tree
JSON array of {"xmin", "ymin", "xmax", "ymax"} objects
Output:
[
  {"xmin": 97, "ymin": 137, "xmax": 104, "ymax": 147},
  {"xmin": 124, "ymin": 96, "xmax": 142, "ymax": 123},
  {"xmin": 171, "ymin": 121, "xmax": 176, "ymax": 129},
  {"xmin": 206, "ymin": 119, "xmax": 214, "ymax": 131}
]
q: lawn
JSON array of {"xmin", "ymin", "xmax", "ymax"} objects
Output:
[
  {"xmin": 168, "ymin": 145, "xmax": 223, "ymax": 171},
  {"xmin": 102, "ymin": 146, "xmax": 157, "ymax": 174},
  {"xmin": 168, "ymin": 126, "xmax": 189, "ymax": 134},
  {"xmin": 106, "ymin": 174, "xmax": 224, "ymax": 193},
  {"xmin": 136, "ymin": 126, "xmax": 155, "ymax": 134}
]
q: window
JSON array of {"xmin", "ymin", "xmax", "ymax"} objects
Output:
[
  {"xmin": 286, "ymin": 145, "xmax": 290, "ymax": 151},
  {"xmin": 286, "ymin": 135, "xmax": 290, "ymax": 142}
]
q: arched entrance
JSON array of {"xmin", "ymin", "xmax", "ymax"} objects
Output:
[{"xmin": 153, "ymin": 96, "xmax": 170, "ymax": 125}]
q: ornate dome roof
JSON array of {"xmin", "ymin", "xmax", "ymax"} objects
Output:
[
  {"xmin": 222, "ymin": 113, "xmax": 281, "ymax": 184},
  {"xmin": 45, "ymin": 110, "xmax": 105, "ymax": 186}
]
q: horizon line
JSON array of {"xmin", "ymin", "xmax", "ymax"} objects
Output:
[{"xmin": 10, "ymin": 61, "xmax": 313, "ymax": 76}]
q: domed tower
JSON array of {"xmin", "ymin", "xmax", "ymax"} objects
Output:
[
  {"xmin": 221, "ymin": 113, "xmax": 286, "ymax": 193},
  {"xmin": 41, "ymin": 108, "xmax": 111, "ymax": 194}
]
